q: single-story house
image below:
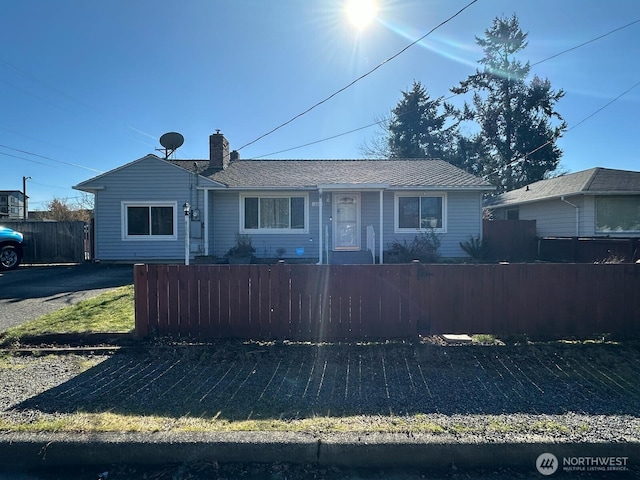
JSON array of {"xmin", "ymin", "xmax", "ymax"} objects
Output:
[
  {"xmin": 485, "ymin": 167, "xmax": 640, "ymax": 238},
  {"xmin": 73, "ymin": 132, "xmax": 495, "ymax": 264}
]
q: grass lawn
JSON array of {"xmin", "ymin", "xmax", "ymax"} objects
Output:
[{"xmin": 0, "ymin": 285, "xmax": 134, "ymax": 345}]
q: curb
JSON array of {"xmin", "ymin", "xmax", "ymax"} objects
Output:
[
  {"xmin": 0, "ymin": 432, "xmax": 319, "ymax": 468},
  {"xmin": 1, "ymin": 432, "xmax": 639, "ymax": 472}
]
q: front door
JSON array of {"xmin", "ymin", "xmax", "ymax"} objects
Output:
[{"xmin": 333, "ymin": 193, "xmax": 360, "ymax": 250}]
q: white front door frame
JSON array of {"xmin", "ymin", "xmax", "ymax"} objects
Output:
[{"xmin": 332, "ymin": 192, "xmax": 361, "ymax": 251}]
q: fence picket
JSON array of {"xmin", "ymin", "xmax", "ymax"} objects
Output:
[
  {"xmin": 135, "ymin": 264, "xmax": 640, "ymax": 341},
  {"xmin": 133, "ymin": 264, "xmax": 149, "ymax": 338}
]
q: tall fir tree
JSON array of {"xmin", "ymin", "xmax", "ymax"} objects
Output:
[
  {"xmin": 386, "ymin": 81, "xmax": 456, "ymax": 160},
  {"xmin": 452, "ymin": 15, "xmax": 566, "ymax": 192}
]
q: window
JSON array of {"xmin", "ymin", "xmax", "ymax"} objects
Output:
[
  {"xmin": 506, "ymin": 208, "xmax": 520, "ymax": 220},
  {"xmin": 395, "ymin": 193, "xmax": 446, "ymax": 232},
  {"xmin": 122, "ymin": 202, "xmax": 177, "ymax": 240},
  {"xmin": 596, "ymin": 196, "xmax": 640, "ymax": 233},
  {"xmin": 241, "ymin": 194, "xmax": 307, "ymax": 233}
]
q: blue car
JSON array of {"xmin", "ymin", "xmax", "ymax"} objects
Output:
[{"xmin": 0, "ymin": 226, "xmax": 24, "ymax": 270}]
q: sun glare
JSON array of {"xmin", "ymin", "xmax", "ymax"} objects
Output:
[{"xmin": 345, "ymin": 0, "xmax": 378, "ymax": 30}]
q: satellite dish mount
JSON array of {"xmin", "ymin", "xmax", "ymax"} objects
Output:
[{"xmin": 158, "ymin": 132, "xmax": 184, "ymax": 159}]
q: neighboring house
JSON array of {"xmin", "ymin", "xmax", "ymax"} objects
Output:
[
  {"xmin": 485, "ymin": 167, "xmax": 640, "ymax": 238},
  {"xmin": 73, "ymin": 132, "xmax": 494, "ymax": 263},
  {"xmin": 0, "ymin": 191, "xmax": 27, "ymax": 220}
]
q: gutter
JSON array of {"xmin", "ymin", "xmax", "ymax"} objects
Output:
[{"xmin": 560, "ymin": 196, "xmax": 579, "ymax": 236}]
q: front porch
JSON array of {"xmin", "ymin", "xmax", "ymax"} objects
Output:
[{"xmin": 328, "ymin": 249, "xmax": 375, "ymax": 265}]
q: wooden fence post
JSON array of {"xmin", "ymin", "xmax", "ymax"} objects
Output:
[{"xmin": 134, "ymin": 264, "xmax": 149, "ymax": 338}]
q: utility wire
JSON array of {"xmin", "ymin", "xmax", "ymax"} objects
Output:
[
  {"xmin": 0, "ymin": 144, "xmax": 104, "ymax": 173},
  {"xmin": 252, "ymin": 121, "xmax": 383, "ymax": 158},
  {"xmin": 565, "ymin": 79, "xmax": 640, "ymax": 133},
  {"xmin": 236, "ymin": 0, "xmax": 479, "ymax": 152},
  {"xmin": 482, "ymin": 79, "xmax": 640, "ymax": 180},
  {"xmin": 252, "ymin": 18, "xmax": 640, "ymax": 159},
  {"xmin": 0, "ymin": 58, "xmax": 158, "ymax": 148},
  {"xmin": 531, "ymin": 19, "xmax": 640, "ymax": 66}
]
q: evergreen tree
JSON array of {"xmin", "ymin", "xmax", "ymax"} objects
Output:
[
  {"xmin": 361, "ymin": 81, "xmax": 456, "ymax": 160},
  {"xmin": 388, "ymin": 81, "xmax": 452, "ymax": 158},
  {"xmin": 452, "ymin": 15, "xmax": 566, "ymax": 192},
  {"xmin": 387, "ymin": 81, "xmax": 455, "ymax": 158}
]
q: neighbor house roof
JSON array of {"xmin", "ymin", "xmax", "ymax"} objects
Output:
[
  {"xmin": 171, "ymin": 159, "xmax": 495, "ymax": 190},
  {"xmin": 485, "ymin": 168, "xmax": 640, "ymax": 208}
]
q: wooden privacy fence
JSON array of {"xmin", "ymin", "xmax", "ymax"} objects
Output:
[
  {"xmin": 483, "ymin": 219, "xmax": 537, "ymax": 262},
  {"xmin": 5, "ymin": 221, "xmax": 88, "ymax": 264},
  {"xmin": 134, "ymin": 263, "xmax": 640, "ymax": 341},
  {"xmin": 538, "ymin": 237, "xmax": 640, "ymax": 263}
]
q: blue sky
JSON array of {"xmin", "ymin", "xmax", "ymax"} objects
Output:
[{"xmin": 2, "ymin": 0, "xmax": 639, "ymax": 210}]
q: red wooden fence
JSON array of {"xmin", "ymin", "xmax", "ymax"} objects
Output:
[
  {"xmin": 134, "ymin": 263, "xmax": 640, "ymax": 341},
  {"xmin": 483, "ymin": 219, "xmax": 537, "ymax": 262}
]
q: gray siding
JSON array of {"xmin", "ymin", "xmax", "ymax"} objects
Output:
[
  {"xmin": 210, "ymin": 191, "xmax": 321, "ymax": 260},
  {"xmin": 517, "ymin": 195, "xmax": 593, "ymax": 237},
  {"xmin": 491, "ymin": 195, "xmax": 637, "ymax": 238},
  {"xmin": 381, "ymin": 190, "xmax": 483, "ymax": 258},
  {"xmin": 93, "ymin": 156, "xmax": 205, "ymax": 262},
  {"xmin": 209, "ymin": 189, "xmax": 483, "ymax": 260},
  {"xmin": 89, "ymin": 159, "xmax": 487, "ymax": 263},
  {"xmin": 443, "ymin": 191, "xmax": 484, "ymax": 257},
  {"xmin": 582, "ymin": 196, "xmax": 597, "ymax": 236}
]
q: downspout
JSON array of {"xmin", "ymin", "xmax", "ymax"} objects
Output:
[
  {"xmin": 379, "ymin": 189, "xmax": 384, "ymax": 264},
  {"xmin": 561, "ymin": 196, "xmax": 579, "ymax": 237},
  {"xmin": 479, "ymin": 194, "xmax": 484, "ymax": 240},
  {"xmin": 318, "ymin": 188, "xmax": 323, "ymax": 264},
  {"xmin": 203, "ymin": 189, "xmax": 209, "ymax": 256}
]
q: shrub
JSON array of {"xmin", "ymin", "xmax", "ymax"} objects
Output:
[
  {"xmin": 460, "ymin": 235, "xmax": 490, "ymax": 262},
  {"xmin": 226, "ymin": 234, "xmax": 255, "ymax": 258},
  {"xmin": 388, "ymin": 230, "xmax": 441, "ymax": 263}
]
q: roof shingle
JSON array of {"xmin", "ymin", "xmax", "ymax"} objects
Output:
[
  {"xmin": 485, "ymin": 167, "xmax": 640, "ymax": 207},
  {"xmin": 171, "ymin": 158, "xmax": 493, "ymax": 189}
]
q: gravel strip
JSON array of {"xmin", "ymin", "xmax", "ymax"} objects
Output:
[
  {"xmin": 1, "ymin": 341, "xmax": 640, "ymax": 443},
  {"xmin": 2, "ymin": 342, "xmax": 640, "ymax": 479}
]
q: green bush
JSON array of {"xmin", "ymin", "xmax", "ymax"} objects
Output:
[
  {"xmin": 460, "ymin": 235, "xmax": 490, "ymax": 262},
  {"xmin": 388, "ymin": 230, "xmax": 441, "ymax": 263}
]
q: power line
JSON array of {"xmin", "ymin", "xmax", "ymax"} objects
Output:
[
  {"xmin": 0, "ymin": 58, "xmax": 158, "ymax": 148},
  {"xmin": 29, "ymin": 180, "xmax": 76, "ymax": 190},
  {"xmin": 0, "ymin": 144, "xmax": 104, "ymax": 173},
  {"xmin": 565, "ymin": 79, "xmax": 640, "ymax": 133},
  {"xmin": 252, "ymin": 18, "xmax": 640, "ymax": 159},
  {"xmin": 236, "ymin": 0, "xmax": 479, "ymax": 152},
  {"xmin": 483, "ymin": 79, "xmax": 640, "ymax": 180},
  {"xmin": 252, "ymin": 121, "xmax": 384, "ymax": 158},
  {"xmin": 531, "ymin": 19, "xmax": 640, "ymax": 67}
]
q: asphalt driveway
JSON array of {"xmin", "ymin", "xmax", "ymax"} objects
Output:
[{"xmin": 0, "ymin": 263, "xmax": 134, "ymax": 332}]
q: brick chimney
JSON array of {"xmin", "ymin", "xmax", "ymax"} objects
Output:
[{"xmin": 209, "ymin": 131, "xmax": 230, "ymax": 170}]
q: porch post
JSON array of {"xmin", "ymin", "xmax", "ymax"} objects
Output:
[
  {"xmin": 203, "ymin": 189, "xmax": 209, "ymax": 256},
  {"xmin": 379, "ymin": 189, "xmax": 384, "ymax": 264},
  {"xmin": 318, "ymin": 188, "xmax": 323, "ymax": 264}
]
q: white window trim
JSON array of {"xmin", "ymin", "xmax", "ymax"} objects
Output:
[
  {"xmin": 121, "ymin": 201, "xmax": 178, "ymax": 241},
  {"xmin": 240, "ymin": 192, "xmax": 309, "ymax": 234},
  {"xmin": 394, "ymin": 192, "xmax": 447, "ymax": 234},
  {"xmin": 595, "ymin": 196, "xmax": 640, "ymax": 234}
]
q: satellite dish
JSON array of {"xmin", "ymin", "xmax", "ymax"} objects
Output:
[{"xmin": 159, "ymin": 132, "xmax": 184, "ymax": 158}]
